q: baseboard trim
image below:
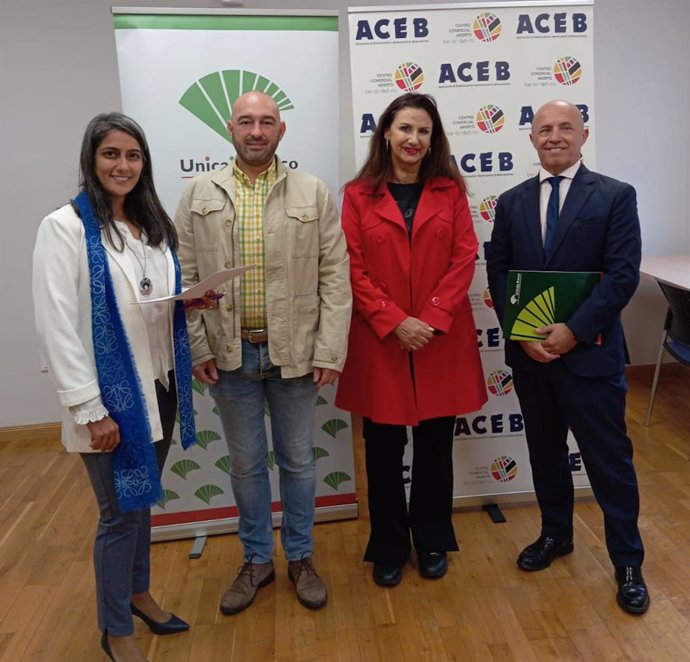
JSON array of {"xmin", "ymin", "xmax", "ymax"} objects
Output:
[
  {"xmin": 627, "ymin": 363, "xmax": 686, "ymax": 379},
  {"xmin": 0, "ymin": 422, "xmax": 61, "ymax": 444}
]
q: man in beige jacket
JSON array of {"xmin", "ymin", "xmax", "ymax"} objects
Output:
[{"xmin": 175, "ymin": 91, "xmax": 351, "ymax": 614}]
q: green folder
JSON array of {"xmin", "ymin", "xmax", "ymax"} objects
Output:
[{"xmin": 504, "ymin": 270, "xmax": 601, "ymax": 341}]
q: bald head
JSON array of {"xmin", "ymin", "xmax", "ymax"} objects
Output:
[
  {"xmin": 530, "ymin": 100, "xmax": 589, "ymax": 175},
  {"xmin": 228, "ymin": 91, "xmax": 286, "ymax": 179},
  {"xmin": 533, "ymin": 100, "xmax": 584, "ymax": 131},
  {"xmin": 232, "ymin": 91, "xmax": 281, "ymax": 122}
]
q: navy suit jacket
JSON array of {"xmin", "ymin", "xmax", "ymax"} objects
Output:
[{"xmin": 486, "ymin": 165, "xmax": 641, "ymax": 377}]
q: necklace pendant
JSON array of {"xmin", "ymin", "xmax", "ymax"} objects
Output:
[{"xmin": 139, "ymin": 277, "xmax": 153, "ymax": 296}]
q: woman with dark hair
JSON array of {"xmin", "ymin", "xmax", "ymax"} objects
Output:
[
  {"xmin": 336, "ymin": 93, "xmax": 487, "ymax": 587},
  {"xmin": 33, "ymin": 112, "xmax": 196, "ymax": 661}
]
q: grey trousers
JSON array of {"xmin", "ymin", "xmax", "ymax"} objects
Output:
[{"xmin": 81, "ymin": 374, "xmax": 177, "ymax": 636}]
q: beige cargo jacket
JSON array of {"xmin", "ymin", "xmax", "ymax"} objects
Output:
[{"xmin": 174, "ymin": 158, "xmax": 352, "ymax": 378}]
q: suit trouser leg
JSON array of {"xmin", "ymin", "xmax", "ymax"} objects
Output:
[
  {"xmin": 409, "ymin": 416, "xmax": 459, "ymax": 554},
  {"xmin": 82, "ymin": 453, "xmax": 142, "ymax": 636},
  {"xmin": 132, "ymin": 374, "xmax": 177, "ymax": 594},
  {"xmin": 513, "ymin": 366, "xmax": 574, "ymax": 542},
  {"xmin": 514, "ymin": 363, "xmax": 644, "ymax": 566},
  {"xmin": 362, "ymin": 418, "xmax": 411, "ymax": 566},
  {"xmin": 557, "ymin": 370, "xmax": 644, "ymax": 567}
]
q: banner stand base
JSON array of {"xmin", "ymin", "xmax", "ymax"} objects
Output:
[
  {"xmin": 189, "ymin": 535, "xmax": 208, "ymax": 559},
  {"xmin": 452, "ymin": 486, "xmax": 593, "ymax": 514},
  {"xmin": 482, "ymin": 503, "xmax": 507, "ymax": 523}
]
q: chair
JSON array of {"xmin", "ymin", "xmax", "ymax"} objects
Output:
[{"xmin": 644, "ymin": 282, "xmax": 690, "ymax": 427}]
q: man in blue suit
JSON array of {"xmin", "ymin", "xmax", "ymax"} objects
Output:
[{"xmin": 487, "ymin": 100, "xmax": 649, "ymax": 614}]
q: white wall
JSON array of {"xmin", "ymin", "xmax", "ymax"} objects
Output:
[
  {"xmin": 591, "ymin": 0, "xmax": 690, "ymax": 364},
  {"xmin": 2, "ymin": 0, "xmax": 687, "ymax": 427}
]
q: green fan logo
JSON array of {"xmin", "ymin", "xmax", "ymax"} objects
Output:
[
  {"xmin": 510, "ymin": 286, "xmax": 555, "ymax": 341},
  {"xmin": 180, "ymin": 70, "xmax": 295, "ymax": 143},
  {"xmin": 170, "ymin": 459, "xmax": 201, "ymax": 480},
  {"xmin": 157, "ymin": 489, "xmax": 180, "ymax": 510},
  {"xmin": 194, "ymin": 484, "xmax": 224, "ymax": 505}
]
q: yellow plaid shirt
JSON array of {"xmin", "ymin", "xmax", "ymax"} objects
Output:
[{"xmin": 234, "ymin": 160, "xmax": 277, "ymax": 329}]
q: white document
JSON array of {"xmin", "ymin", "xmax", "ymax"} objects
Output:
[{"xmin": 133, "ymin": 265, "xmax": 254, "ymax": 304}]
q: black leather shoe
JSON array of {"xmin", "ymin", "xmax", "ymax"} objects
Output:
[
  {"xmin": 615, "ymin": 566, "xmax": 650, "ymax": 614},
  {"xmin": 419, "ymin": 552, "xmax": 448, "ymax": 579},
  {"xmin": 131, "ymin": 603, "xmax": 190, "ymax": 635},
  {"xmin": 373, "ymin": 563, "xmax": 403, "ymax": 587},
  {"xmin": 517, "ymin": 535, "xmax": 574, "ymax": 571}
]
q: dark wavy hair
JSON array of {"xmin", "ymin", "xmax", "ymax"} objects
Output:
[
  {"xmin": 351, "ymin": 93, "xmax": 465, "ymax": 193},
  {"xmin": 76, "ymin": 112, "xmax": 177, "ymax": 250}
]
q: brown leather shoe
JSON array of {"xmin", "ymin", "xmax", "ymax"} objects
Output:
[
  {"xmin": 220, "ymin": 559, "xmax": 275, "ymax": 615},
  {"xmin": 287, "ymin": 556, "xmax": 327, "ymax": 609}
]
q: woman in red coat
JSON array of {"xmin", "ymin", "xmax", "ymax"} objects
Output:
[{"xmin": 336, "ymin": 93, "xmax": 487, "ymax": 586}]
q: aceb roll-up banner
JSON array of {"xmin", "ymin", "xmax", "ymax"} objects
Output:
[
  {"xmin": 112, "ymin": 9, "xmax": 357, "ymax": 541},
  {"xmin": 348, "ymin": 2, "xmax": 594, "ymax": 505}
]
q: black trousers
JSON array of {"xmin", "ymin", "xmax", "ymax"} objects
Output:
[
  {"xmin": 513, "ymin": 363, "xmax": 644, "ymax": 567},
  {"xmin": 362, "ymin": 416, "xmax": 459, "ymax": 566}
]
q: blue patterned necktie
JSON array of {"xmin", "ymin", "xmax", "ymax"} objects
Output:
[{"xmin": 543, "ymin": 175, "xmax": 564, "ymax": 256}]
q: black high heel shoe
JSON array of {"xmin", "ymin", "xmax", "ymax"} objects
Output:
[
  {"xmin": 101, "ymin": 631, "xmax": 115, "ymax": 661},
  {"xmin": 131, "ymin": 603, "xmax": 190, "ymax": 635}
]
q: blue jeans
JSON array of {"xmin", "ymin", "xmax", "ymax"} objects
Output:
[
  {"xmin": 209, "ymin": 341, "xmax": 318, "ymax": 563},
  {"xmin": 81, "ymin": 375, "xmax": 177, "ymax": 636}
]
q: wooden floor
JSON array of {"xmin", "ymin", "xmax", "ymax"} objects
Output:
[{"xmin": 1, "ymin": 365, "xmax": 689, "ymax": 662}]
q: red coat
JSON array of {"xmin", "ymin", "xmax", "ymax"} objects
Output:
[{"xmin": 335, "ymin": 178, "xmax": 488, "ymax": 426}]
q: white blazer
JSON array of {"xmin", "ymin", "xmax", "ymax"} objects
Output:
[{"xmin": 33, "ymin": 203, "xmax": 175, "ymax": 453}]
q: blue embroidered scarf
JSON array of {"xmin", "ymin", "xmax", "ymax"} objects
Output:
[{"xmin": 75, "ymin": 191, "xmax": 196, "ymax": 512}]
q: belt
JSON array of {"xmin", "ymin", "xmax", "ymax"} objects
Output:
[{"xmin": 240, "ymin": 328, "xmax": 268, "ymax": 344}]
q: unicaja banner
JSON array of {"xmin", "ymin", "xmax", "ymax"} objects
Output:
[
  {"xmin": 113, "ymin": 9, "xmax": 356, "ymax": 541},
  {"xmin": 348, "ymin": 1, "xmax": 595, "ymax": 504}
]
